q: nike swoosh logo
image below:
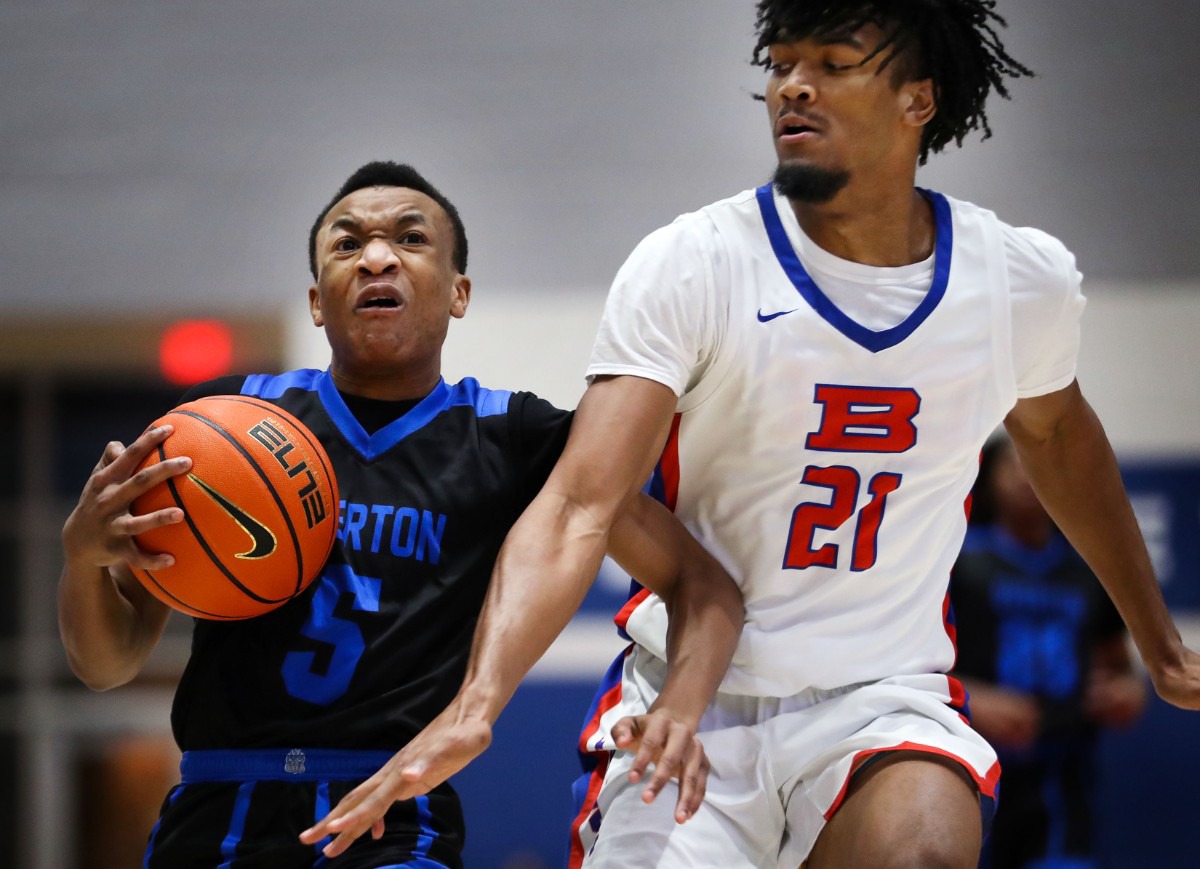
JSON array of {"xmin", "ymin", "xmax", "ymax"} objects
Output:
[
  {"xmin": 190, "ymin": 473, "xmax": 277, "ymax": 559},
  {"xmin": 757, "ymin": 307, "xmax": 799, "ymax": 323}
]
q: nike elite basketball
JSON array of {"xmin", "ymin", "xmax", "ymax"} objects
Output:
[{"xmin": 129, "ymin": 396, "xmax": 339, "ymax": 619}]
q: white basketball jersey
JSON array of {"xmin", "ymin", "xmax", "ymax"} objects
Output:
[{"xmin": 588, "ymin": 185, "xmax": 1084, "ymax": 698}]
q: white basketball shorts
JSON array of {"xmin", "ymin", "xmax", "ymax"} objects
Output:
[{"xmin": 571, "ymin": 645, "xmax": 999, "ymax": 869}]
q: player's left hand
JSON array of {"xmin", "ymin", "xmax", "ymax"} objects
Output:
[
  {"xmin": 611, "ymin": 708, "xmax": 709, "ymax": 823},
  {"xmin": 298, "ymin": 710, "xmax": 492, "ymax": 858},
  {"xmin": 1146, "ymin": 645, "xmax": 1200, "ymax": 711}
]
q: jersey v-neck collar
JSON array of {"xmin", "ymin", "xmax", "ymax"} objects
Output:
[
  {"xmin": 317, "ymin": 371, "xmax": 454, "ymax": 460},
  {"xmin": 315, "ymin": 370, "xmax": 512, "ymax": 461},
  {"xmin": 755, "ymin": 184, "xmax": 953, "ymax": 353}
]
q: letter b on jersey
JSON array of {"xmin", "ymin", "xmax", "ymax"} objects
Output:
[{"xmin": 805, "ymin": 385, "xmax": 919, "ymax": 453}]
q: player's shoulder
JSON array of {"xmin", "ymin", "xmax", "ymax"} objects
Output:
[
  {"xmin": 445, "ymin": 377, "xmax": 569, "ymax": 421},
  {"xmin": 632, "ymin": 187, "xmax": 760, "ymax": 263},
  {"xmin": 646, "ymin": 188, "xmax": 758, "ymax": 237},
  {"xmin": 943, "ymin": 193, "xmax": 1079, "ymax": 290},
  {"xmin": 178, "ymin": 373, "xmax": 251, "ymax": 404}
]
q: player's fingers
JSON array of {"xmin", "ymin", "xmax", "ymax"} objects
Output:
[
  {"xmin": 121, "ymin": 454, "xmax": 192, "ymax": 501},
  {"xmin": 323, "ymin": 827, "xmax": 368, "ymax": 859},
  {"xmin": 639, "ymin": 724, "xmax": 684, "ymax": 803},
  {"xmin": 115, "ymin": 506, "xmax": 185, "ymax": 537},
  {"xmin": 611, "ymin": 716, "xmax": 640, "ymax": 751},
  {"xmin": 95, "ymin": 440, "xmax": 127, "ymax": 473},
  {"xmin": 331, "ymin": 784, "xmax": 402, "ymax": 843},
  {"xmin": 623, "ymin": 717, "xmax": 667, "ymax": 786},
  {"xmin": 103, "ymin": 425, "xmax": 173, "ymax": 477},
  {"xmin": 674, "ymin": 736, "xmax": 709, "ymax": 823},
  {"xmin": 120, "ymin": 546, "xmax": 177, "ymax": 572},
  {"xmin": 299, "ymin": 780, "xmax": 378, "ymax": 843},
  {"xmin": 311, "ymin": 797, "xmax": 389, "ymax": 856}
]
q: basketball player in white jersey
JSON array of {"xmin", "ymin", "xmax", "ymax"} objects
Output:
[{"xmin": 304, "ymin": 2, "xmax": 1200, "ymax": 866}]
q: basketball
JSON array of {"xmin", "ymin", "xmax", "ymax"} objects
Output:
[{"xmin": 129, "ymin": 395, "xmax": 339, "ymax": 620}]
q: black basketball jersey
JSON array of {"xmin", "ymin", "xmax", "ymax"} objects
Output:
[
  {"xmin": 169, "ymin": 369, "xmax": 572, "ymax": 752},
  {"xmin": 951, "ymin": 526, "xmax": 1123, "ymax": 737},
  {"xmin": 950, "ymin": 525, "xmax": 1126, "ymax": 867}
]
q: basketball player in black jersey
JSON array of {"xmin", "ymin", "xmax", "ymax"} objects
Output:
[{"xmin": 58, "ymin": 161, "xmax": 743, "ymax": 868}]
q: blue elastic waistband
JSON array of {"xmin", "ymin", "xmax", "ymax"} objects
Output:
[{"xmin": 180, "ymin": 749, "xmax": 395, "ymax": 783}]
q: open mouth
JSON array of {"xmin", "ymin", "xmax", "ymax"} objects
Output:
[
  {"xmin": 781, "ymin": 123, "xmax": 815, "ymax": 137},
  {"xmin": 360, "ymin": 296, "xmax": 400, "ymax": 309}
]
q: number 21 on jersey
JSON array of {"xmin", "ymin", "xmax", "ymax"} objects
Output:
[{"xmin": 783, "ymin": 385, "xmax": 919, "ymax": 572}]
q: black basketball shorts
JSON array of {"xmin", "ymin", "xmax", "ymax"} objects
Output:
[{"xmin": 142, "ymin": 749, "xmax": 464, "ymax": 868}]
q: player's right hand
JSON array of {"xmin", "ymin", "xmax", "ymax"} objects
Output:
[
  {"xmin": 61, "ymin": 425, "xmax": 191, "ymax": 571},
  {"xmin": 299, "ymin": 708, "xmax": 493, "ymax": 858}
]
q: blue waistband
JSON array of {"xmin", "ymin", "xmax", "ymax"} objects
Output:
[{"xmin": 180, "ymin": 749, "xmax": 395, "ymax": 783}]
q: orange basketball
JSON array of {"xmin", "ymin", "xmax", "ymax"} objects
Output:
[{"xmin": 129, "ymin": 395, "xmax": 339, "ymax": 620}]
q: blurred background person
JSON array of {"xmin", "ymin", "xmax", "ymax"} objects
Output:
[{"xmin": 950, "ymin": 435, "xmax": 1148, "ymax": 869}]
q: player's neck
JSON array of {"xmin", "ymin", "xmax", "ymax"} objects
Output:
[
  {"xmin": 329, "ymin": 358, "xmax": 442, "ymax": 402},
  {"xmin": 790, "ymin": 185, "xmax": 934, "ymax": 268}
]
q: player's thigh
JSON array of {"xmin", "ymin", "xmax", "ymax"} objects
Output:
[
  {"xmin": 583, "ymin": 742, "xmax": 782, "ymax": 869},
  {"xmin": 804, "ymin": 751, "xmax": 981, "ymax": 869}
]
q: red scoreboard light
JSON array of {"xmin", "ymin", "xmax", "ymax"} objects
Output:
[{"xmin": 159, "ymin": 319, "xmax": 234, "ymax": 386}]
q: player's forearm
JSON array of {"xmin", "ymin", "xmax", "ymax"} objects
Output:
[
  {"xmin": 1006, "ymin": 395, "xmax": 1182, "ymax": 672},
  {"xmin": 57, "ymin": 559, "xmax": 166, "ymax": 690},
  {"xmin": 606, "ymin": 492, "xmax": 744, "ymax": 726},
  {"xmin": 654, "ymin": 549, "xmax": 743, "ymax": 727}
]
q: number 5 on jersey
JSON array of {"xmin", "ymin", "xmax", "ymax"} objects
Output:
[{"xmin": 784, "ymin": 385, "xmax": 919, "ymax": 572}]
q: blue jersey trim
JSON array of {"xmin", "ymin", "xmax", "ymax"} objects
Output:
[
  {"xmin": 181, "ymin": 749, "xmax": 396, "ymax": 782},
  {"xmin": 142, "ymin": 784, "xmax": 185, "ymax": 868},
  {"xmin": 413, "ymin": 795, "xmax": 437, "ymax": 858},
  {"xmin": 217, "ymin": 780, "xmax": 255, "ymax": 868},
  {"xmin": 317, "ymin": 372, "xmax": 512, "ymax": 461},
  {"xmin": 754, "ymin": 184, "xmax": 953, "ymax": 353},
  {"xmin": 241, "ymin": 369, "xmax": 323, "ymax": 399},
  {"xmin": 312, "ymin": 781, "xmax": 333, "ymax": 864},
  {"xmin": 240, "ymin": 369, "xmax": 512, "ymax": 461}
]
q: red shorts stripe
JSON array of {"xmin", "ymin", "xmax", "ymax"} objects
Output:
[{"xmin": 824, "ymin": 740, "xmax": 1001, "ymax": 821}]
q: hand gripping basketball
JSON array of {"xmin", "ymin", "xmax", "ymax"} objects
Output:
[{"xmin": 128, "ymin": 396, "xmax": 339, "ymax": 619}]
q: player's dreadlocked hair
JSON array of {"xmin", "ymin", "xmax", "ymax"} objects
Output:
[{"xmin": 752, "ymin": 0, "xmax": 1033, "ymax": 163}]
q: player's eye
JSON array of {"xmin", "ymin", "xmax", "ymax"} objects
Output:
[
  {"xmin": 824, "ymin": 47, "xmax": 865, "ymax": 71},
  {"xmin": 332, "ymin": 237, "xmax": 360, "ymax": 253},
  {"xmin": 399, "ymin": 230, "xmax": 427, "ymax": 245}
]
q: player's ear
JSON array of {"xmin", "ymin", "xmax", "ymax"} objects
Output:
[
  {"xmin": 902, "ymin": 78, "xmax": 936, "ymax": 129},
  {"xmin": 308, "ymin": 285, "xmax": 325, "ymax": 327},
  {"xmin": 450, "ymin": 274, "xmax": 471, "ymax": 320}
]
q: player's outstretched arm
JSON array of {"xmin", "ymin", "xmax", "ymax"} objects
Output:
[
  {"xmin": 1005, "ymin": 380, "xmax": 1200, "ymax": 709},
  {"xmin": 58, "ymin": 425, "xmax": 186, "ymax": 690},
  {"xmin": 301, "ymin": 374, "xmax": 715, "ymax": 857}
]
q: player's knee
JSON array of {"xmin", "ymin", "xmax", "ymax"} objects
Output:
[{"xmin": 883, "ymin": 836, "xmax": 977, "ymax": 869}]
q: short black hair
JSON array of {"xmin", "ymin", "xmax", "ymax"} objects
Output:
[
  {"xmin": 308, "ymin": 161, "xmax": 468, "ymax": 279},
  {"xmin": 752, "ymin": 0, "xmax": 1034, "ymax": 163}
]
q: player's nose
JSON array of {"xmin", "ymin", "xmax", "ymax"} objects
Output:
[
  {"xmin": 356, "ymin": 238, "xmax": 400, "ymax": 274},
  {"xmin": 777, "ymin": 64, "xmax": 817, "ymax": 103}
]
